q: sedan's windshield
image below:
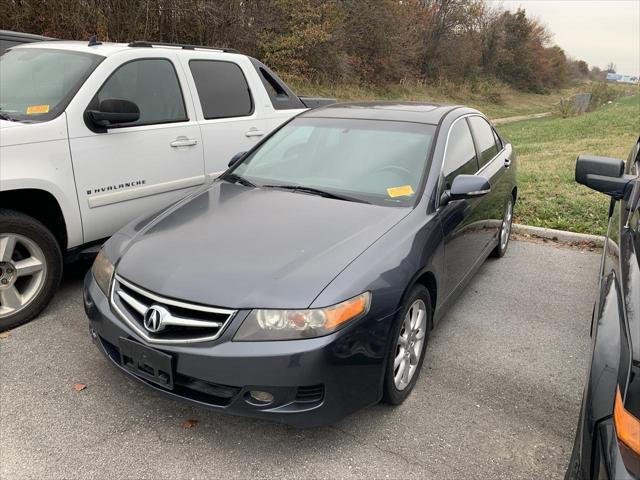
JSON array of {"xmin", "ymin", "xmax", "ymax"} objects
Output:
[
  {"xmin": 229, "ymin": 117, "xmax": 436, "ymax": 207},
  {"xmin": 0, "ymin": 48, "xmax": 103, "ymax": 122}
]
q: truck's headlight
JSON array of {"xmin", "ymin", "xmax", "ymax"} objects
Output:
[
  {"xmin": 234, "ymin": 292, "xmax": 371, "ymax": 341},
  {"xmin": 91, "ymin": 250, "xmax": 114, "ymax": 296}
]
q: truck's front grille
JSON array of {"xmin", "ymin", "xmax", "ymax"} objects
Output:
[{"xmin": 110, "ymin": 274, "xmax": 236, "ymax": 344}]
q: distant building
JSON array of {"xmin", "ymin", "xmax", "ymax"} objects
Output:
[{"xmin": 606, "ymin": 72, "xmax": 638, "ymax": 84}]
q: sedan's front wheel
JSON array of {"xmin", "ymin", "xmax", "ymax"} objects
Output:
[
  {"xmin": 0, "ymin": 210, "xmax": 62, "ymax": 331},
  {"xmin": 383, "ymin": 285, "xmax": 431, "ymax": 405}
]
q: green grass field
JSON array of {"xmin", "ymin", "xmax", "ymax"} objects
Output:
[{"xmin": 499, "ymin": 94, "xmax": 640, "ymax": 235}]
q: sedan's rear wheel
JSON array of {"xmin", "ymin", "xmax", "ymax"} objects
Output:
[
  {"xmin": 0, "ymin": 210, "xmax": 62, "ymax": 331},
  {"xmin": 491, "ymin": 197, "xmax": 514, "ymax": 258}
]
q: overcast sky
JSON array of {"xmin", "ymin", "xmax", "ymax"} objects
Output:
[{"xmin": 499, "ymin": 0, "xmax": 640, "ymax": 76}]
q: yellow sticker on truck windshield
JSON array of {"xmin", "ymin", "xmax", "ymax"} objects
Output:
[
  {"xmin": 26, "ymin": 105, "xmax": 50, "ymax": 115},
  {"xmin": 387, "ymin": 185, "xmax": 415, "ymax": 198}
]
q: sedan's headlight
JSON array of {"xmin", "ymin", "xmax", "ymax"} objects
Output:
[
  {"xmin": 234, "ymin": 292, "xmax": 371, "ymax": 341},
  {"xmin": 91, "ymin": 250, "xmax": 114, "ymax": 296}
]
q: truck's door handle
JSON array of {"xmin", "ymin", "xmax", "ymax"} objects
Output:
[
  {"xmin": 245, "ymin": 128, "xmax": 265, "ymax": 138},
  {"xmin": 170, "ymin": 136, "xmax": 198, "ymax": 147},
  {"xmin": 504, "ymin": 157, "xmax": 512, "ymax": 168}
]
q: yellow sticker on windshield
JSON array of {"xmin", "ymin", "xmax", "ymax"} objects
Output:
[
  {"xmin": 26, "ymin": 105, "xmax": 50, "ymax": 115},
  {"xmin": 387, "ymin": 185, "xmax": 415, "ymax": 198}
]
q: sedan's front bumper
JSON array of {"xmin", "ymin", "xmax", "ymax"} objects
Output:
[{"xmin": 83, "ymin": 273, "xmax": 394, "ymax": 427}]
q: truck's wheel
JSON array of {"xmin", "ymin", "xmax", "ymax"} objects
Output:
[{"xmin": 0, "ymin": 209, "xmax": 62, "ymax": 331}]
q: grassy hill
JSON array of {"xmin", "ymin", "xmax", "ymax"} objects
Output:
[{"xmin": 499, "ymin": 94, "xmax": 640, "ymax": 235}]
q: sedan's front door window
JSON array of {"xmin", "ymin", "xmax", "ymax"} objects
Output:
[{"xmin": 443, "ymin": 119, "xmax": 478, "ymax": 188}]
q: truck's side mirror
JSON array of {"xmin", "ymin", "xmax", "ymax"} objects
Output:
[
  {"xmin": 575, "ymin": 155, "xmax": 635, "ymax": 200},
  {"xmin": 87, "ymin": 98, "xmax": 140, "ymax": 128},
  {"xmin": 440, "ymin": 175, "xmax": 491, "ymax": 206},
  {"xmin": 228, "ymin": 151, "xmax": 247, "ymax": 168}
]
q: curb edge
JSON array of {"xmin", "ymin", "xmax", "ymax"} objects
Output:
[{"xmin": 512, "ymin": 224, "xmax": 605, "ymax": 247}]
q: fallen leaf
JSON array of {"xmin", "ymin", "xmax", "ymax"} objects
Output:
[
  {"xmin": 181, "ymin": 419, "xmax": 198, "ymax": 429},
  {"xmin": 0, "ymin": 331, "xmax": 11, "ymax": 340},
  {"xmin": 73, "ymin": 383, "xmax": 87, "ymax": 392}
]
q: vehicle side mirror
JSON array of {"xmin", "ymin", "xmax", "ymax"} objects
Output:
[
  {"xmin": 440, "ymin": 175, "xmax": 491, "ymax": 205},
  {"xmin": 575, "ymin": 154, "xmax": 635, "ymax": 200},
  {"xmin": 87, "ymin": 98, "xmax": 140, "ymax": 128},
  {"xmin": 228, "ymin": 151, "xmax": 247, "ymax": 168}
]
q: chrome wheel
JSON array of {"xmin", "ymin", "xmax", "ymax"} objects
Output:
[
  {"xmin": 0, "ymin": 234, "xmax": 47, "ymax": 318},
  {"xmin": 500, "ymin": 200, "xmax": 513, "ymax": 251},
  {"xmin": 393, "ymin": 299, "xmax": 427, "ymax": 390}
]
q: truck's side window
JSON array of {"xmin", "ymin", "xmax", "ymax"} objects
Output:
[
  {"xmin": 468, "ymin": 116, "xmax": 499, "ymax": 168},
  {"xmin": 189, "ymin": 60, "xmax": 253, "ymax": 119},
  {"xmin": 443, "ymin": 119, "xmax": 479, "ymax": 188},
  {"xmin": 97, "ymin": 58, "xmax": 187, "ymax": 126}
]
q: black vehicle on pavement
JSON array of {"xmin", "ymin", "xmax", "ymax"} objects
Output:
[
  {"xmin": 567, "ymin": 137, "xmax": 640, "ymax": 479},
  {"xmin": 84, "ymin": 102, "xmax": 517, "ymax": 427},
  {"xmin": 0, "ymin": 30, "xmax": 53, "ymax": 54}
]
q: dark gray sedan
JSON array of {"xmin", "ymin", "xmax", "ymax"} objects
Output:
[{"xmin": 84, "ymin": 102, "xmax": 517, "ymax": 427}]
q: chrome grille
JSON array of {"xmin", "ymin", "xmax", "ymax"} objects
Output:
[{"xmin": 110, "ymin": 274, "xmax": 236, "ymax": 344}]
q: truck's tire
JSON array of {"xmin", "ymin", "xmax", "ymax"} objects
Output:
[{"xmin": 0, "ymin": 209, "xmax": 63, "ymax": 331}]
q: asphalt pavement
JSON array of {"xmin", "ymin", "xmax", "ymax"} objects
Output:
[{"xmin": 0, "ymin": 239, "xmax": 600, "ymax": 479}]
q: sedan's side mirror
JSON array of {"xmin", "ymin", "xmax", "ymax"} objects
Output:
[
  {"xmin": 228, "ymin": 151, "xmax": 247, "ymax": 168},
  {"xmin": 575, "ymin": 155, "xmax": 635, "ymax": 200},
  {"xmin": 440, "ymin": 175, "xmax": 491, "ymax": 205},
  {"xmin": 87, "ymin": 98, "xmax": 140, "ymax": 128}
]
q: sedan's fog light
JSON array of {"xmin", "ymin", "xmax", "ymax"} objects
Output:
[{"xmin": 248, "ymin": 390, "xmax": 274, "ymax": 405}]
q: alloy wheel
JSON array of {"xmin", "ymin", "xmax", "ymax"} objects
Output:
[
  {"xmin": 393, "ymin": 299, "xmax": 427, "ymax": 390},
  {"xmin": 500, "ymin": 200, "xmax": 513, "ymax": 251},
  {"xmin": 0, "ymin": 233, "xmax": 47, "ymax": 318}
]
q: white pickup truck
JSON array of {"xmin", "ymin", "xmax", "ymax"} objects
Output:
[{"xmin": 0, "ymin": 39, "xmax": 332, "ymax": 330}]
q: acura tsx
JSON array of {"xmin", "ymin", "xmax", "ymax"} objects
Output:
[{"xmin": 84, "ymin": 102, "xmax": 517, "ymax": 427}]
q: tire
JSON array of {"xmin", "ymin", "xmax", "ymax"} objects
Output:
[
  {"xmin": 0, "ymin": 209, "xmax": 63, "ymax": 331},
  {"xmin": 491, "ymin": 196, "xmax": 514, "ymax": 258},
  {"xmin": 382, "ymin": 284, "xmax": 432, "ymax": 405}
]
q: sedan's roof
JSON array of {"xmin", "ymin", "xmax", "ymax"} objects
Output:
[{"xmin": 302, "ymin": 101, "xmax": 466, "ymax": 125}]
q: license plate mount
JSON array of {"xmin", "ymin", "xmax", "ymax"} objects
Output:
[{"xmin": 119, "ymin": 337, "xmax": 174, "ymax": 390}]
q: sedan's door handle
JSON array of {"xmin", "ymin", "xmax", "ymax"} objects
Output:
[
  {"xmin": 245, "ymin": 128, "xmax": 265, "ymax": 138},
  {"xmin": 170, "ymin": 136, "xmax": 198, "ymax": 147},
  {"xmin": 504, "ymin": 157, "xmax": 512, "ymax": 168}
]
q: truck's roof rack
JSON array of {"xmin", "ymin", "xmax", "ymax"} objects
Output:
[{"xmin": 128, "ymin": 41, "xmax": 239, "ymax": 54}]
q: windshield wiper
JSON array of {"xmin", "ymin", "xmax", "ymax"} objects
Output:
[
  {"xmin": 0, "ymin": 111, "xmax": 17, "ymax": 122},
  {"xmin": 261, "ymin": 184, "xmax": 368, "ymax": 204},
  {"xmin": 222, "ymin": 172, "xmax": 256, "ymax": 188}
]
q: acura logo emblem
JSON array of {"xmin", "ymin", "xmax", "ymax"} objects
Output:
[{"xmin": 143, "ymin": 305, "xmax": 168, "ymax": 333}]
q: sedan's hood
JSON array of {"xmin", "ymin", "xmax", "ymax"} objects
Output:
[{"xmin": 117, "ymin": 182, "xmax": 410, "ymax": 309}]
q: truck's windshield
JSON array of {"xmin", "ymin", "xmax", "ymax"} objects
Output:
[{"xmin": 0, "ymin": 48, "xmax": 103, "ymax": 122}]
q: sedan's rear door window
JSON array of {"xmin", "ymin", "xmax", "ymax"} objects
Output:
[{"xmin": 468, "ymin": 116, "xmax": 499, "ymax": 168}]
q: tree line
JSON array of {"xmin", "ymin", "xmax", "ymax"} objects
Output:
[{"xmin": 1, "ymin": 0, "xmax": 600, "ymax": 93}]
